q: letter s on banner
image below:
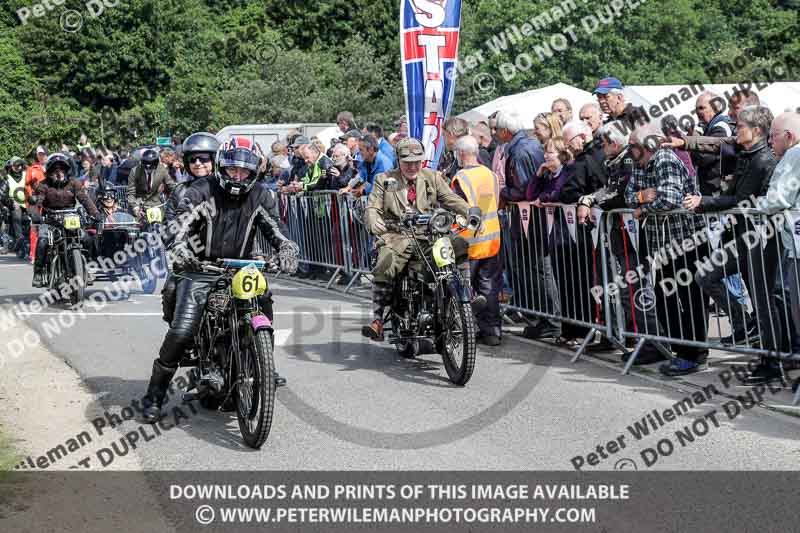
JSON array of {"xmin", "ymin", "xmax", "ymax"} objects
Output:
[{"xmin": 401, "ymin": 0, "xmax": 462, "ymax": 169}]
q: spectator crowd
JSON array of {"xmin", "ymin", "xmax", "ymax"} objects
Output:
[{"xmin": 3, "ymin": 77, "xmax": 800, "ymax": 391}]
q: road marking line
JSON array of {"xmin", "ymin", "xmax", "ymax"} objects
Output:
[
  {"xmin": 17, "ymin": 311, "xmax": 367, "ymax": 317},
  {"xmin": 274, "ymin": 329, "xmax": 292, "ymax": 346}
]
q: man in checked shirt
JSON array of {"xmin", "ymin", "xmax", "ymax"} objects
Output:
[{"xmin": 625, "ymin": 123, "xmax": 711, "ymax": 377}]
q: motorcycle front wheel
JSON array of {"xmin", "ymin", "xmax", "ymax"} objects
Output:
[
  {"xmin": 235, "ymin": 327, "xmax": 276, "ymax": 449},
  {"xmin": 69, "ymin": 248, "xmax": 86, "ymax": 306},
  {"xmin": 436, "ymin": 296, "xmax": 477, "ymax": 386}
]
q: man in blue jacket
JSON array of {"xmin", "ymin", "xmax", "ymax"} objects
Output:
[
  {"xmin": 494, "ymin": 111, "xmax": 560, "ymax": 339},
  {"xmin": 354, "ymin": 134, "xmax": 392, "ymax": 197},
  {"xmin": 364, "ymin": 123, "xmax": 396, "ymax": 168}
]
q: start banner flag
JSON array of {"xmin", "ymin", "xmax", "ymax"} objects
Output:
[{"xmin": 400, "ymin": 0, "xmax": 462, "ymax": 169}]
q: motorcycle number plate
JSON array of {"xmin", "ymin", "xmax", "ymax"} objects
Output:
[
  {"xmin": 432, "ymin": 237, "xmax": 455, "ymax": 267},
  {"xmin": 146, "ymin": 207, "xmax": 163, "ymax": 223},
  {"xmin": 232, "ymin": 266, "xmax": 268, "ymax": 299},
  {"xmin": 63, "ymin": 215, "xmax": 81, "ymax": 229}
]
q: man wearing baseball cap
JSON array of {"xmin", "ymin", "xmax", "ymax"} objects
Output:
[
  {"xmin": 361, "ymin": 137, "xmax": 482, "ymax": 341},
  {"xmin": 24, "ymin": 145, "xmax": 48, "ymax": 262},
  {"xmin": 593, "ymin": 77, "xmax": 649, "ymax": 132},
  {"xmin": 340, "ymin": 129, "xmax": 363, "ymax": 163}
]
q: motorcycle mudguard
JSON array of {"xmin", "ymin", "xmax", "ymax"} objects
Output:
[
  {"xmin": 251, "ymin": 314, "xmax": 273, "ymax": 332},
  {"xmin": 447, "ymin": 275, "xmax": 471, "ymax": 304}
]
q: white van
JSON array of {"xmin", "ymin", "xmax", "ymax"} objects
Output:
[{"xmin": 215, "ymin": 123, "xmax": 341, "ymax": 152}]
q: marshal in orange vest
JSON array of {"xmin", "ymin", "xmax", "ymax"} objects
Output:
[{"xmin": 451, "ymin": 165, "xmax": 501, "ymax": 259}]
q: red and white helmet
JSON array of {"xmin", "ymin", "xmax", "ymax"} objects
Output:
[{"xmin": 215, "ymin": 136, "xmax": 264, "ymax": 196}]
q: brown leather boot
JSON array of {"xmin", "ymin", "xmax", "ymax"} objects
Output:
[{"xmin": 361, "ymin": 319, "xmax": 384, "ymax": 342}]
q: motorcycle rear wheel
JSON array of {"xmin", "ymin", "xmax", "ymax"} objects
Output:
[
  {"xmin": 235, "ymin": 328, "xmax": 276, "ymax": 449},
  {"xmin": 436, "ymin": 297, "xmax": 477, "ymax": 386}
]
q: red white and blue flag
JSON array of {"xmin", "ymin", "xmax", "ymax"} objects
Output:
[{"xmin": 401, "ymin": 0, "xmax": 462, "ymax": 169}]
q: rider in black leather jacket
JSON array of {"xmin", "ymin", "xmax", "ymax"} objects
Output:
[
  {"xmin": 161, "ymin": 132, "xmax": 220, "ymax": 324},
  {"xmin": 141, "ymin": 136, "xmax": 299, "ymax": 423}
]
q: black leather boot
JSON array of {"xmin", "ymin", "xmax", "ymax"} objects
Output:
[
  {"xmin": 141, "ymin": 359, "xmax": 178, "ymax": 423},
  {"xmin": 32, "ymin": 266, "xmax": 46, "ymax": 288}
]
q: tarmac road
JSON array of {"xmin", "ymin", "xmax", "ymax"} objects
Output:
[{"xmin": 1, "ymin": 252, "xmax": 799, "ymax": 471}]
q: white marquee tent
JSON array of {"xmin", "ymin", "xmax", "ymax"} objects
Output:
[
  {"xmin": 458, "ymin": 81, "xmax": 800, "ymax": 129},
  {"xmin": 457, "ymin": 82, "xmax": 593, "ymax": 128},
  {"xmin": 623, "ymin": 82, "xmax": 800, "ymax": 127}
]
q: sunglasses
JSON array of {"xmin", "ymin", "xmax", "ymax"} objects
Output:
[{"xmin": 189, "ymin": 155, "xmax": 213, "ymax": 164}]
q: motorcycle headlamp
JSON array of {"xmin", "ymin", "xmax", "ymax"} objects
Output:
[{"xmin": 430, "ymin": 210, "xmax": 453, "ymax": 234}]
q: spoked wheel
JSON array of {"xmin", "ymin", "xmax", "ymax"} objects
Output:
[
  {"xmin": 235, "ymin": 328, "xmax": 276, "ymax": 449},
  {"xmin": 46, "ymin": 257, "xmax": 61, "ymax": 302},
  {"xmin": 69, "ymin": 249, "xmax": 86, "ymax": 306},
  {"xmin": 390, "ymin": 314, "xmax": 419, "ymax": 358},
  {"xmin": 436, "ymin": 296, "xmax": 477, "ymax": 386},
  {"xmin": 137, "ymin": 252, "xmax": 158, "ymax": 294}
]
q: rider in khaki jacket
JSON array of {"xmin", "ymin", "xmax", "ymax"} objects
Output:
[{"xmin": 362, "ymin": 137, "xmax": 479, "ymax": 341}]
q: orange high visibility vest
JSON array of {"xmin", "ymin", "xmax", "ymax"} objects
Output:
[{"xmin": 451, "ymin": 165, "xmax": 501, "ymax": 259}]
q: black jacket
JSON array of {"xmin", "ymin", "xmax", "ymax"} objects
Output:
[
  {"xmin": 328, "ymin": 163, "xmax": 357, "ymax": 190},
  {"xmin": 0, "ymin": 178, "xmax": 10, "ymax": 209},
  {"xmin": 439, "ymin": 150, "xmax": 459, "ymax": 183},
  {"xmin": 691, "ymin": 113, "xmax": 734, "ymax": 195},
  {"xmin": 605, "ymin": 103, "xmax": 649, "ymax": 134},
  {"xmin": 289, "ymin": 155, "xmax": 307, "ymax": 182},
  {"xmin": 115, "ymin": 159, "xmax": 137, "ymax": 186},
  {"xmin": 560, "ymin": 138, "xmax": 608, "ymax": 204},
  {"xmin": 699, "ymin": 139, "xmax": 776, "ymax": 212},
  {"xmin": 174, "ymin": 177, "xmax": 291, "ymax": 261},
  {"xmin": 165, "ymin": 181, "xmax": 190, "ymax": 224},
  {"xmin": 699, "ymin": 139, "xmax": 776, "ymax": 242},
  {"xmin": 578, "ymin": 147, "xmax": 634, "ymax": 211}
]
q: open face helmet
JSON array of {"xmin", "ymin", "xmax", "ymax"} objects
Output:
[
  {"xmin": 182, "ymin": 132, "xmax": 220, "ymax": 179},
  {"xmin": 96, "ymin": 187, "xmax": 116, "ymax": 205}
]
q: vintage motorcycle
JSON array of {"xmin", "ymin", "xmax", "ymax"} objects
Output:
[
  {"xmin": 384, "ymin": 208, "xmax": 480, "ymax": 386},
  {"xmin": 43, "ymin": 208, "xmax": 90, "ymax": 306},
  {"xmin": 135, "ymin": 202, "xmax": 169, "ymax": 294},
  {"xmin": 180, "ymin": 258, "xmax": 277, "ymax": 449}
]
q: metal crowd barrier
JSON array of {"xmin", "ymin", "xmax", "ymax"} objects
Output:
[
  {"xmin": 342, "ymin": 194, "xmax": 372, "ymax": 277},
  {"xmin": 274, "ymin": 191, "xmax": 357, "ymax": 289},
  {"xmin": 268, "ymin": 191, "xmax": 800, "ymax": 404},
  {"xmin": 500, "ymin": 202, "xmax": 612, "ymax": 358},
  {"xmin": 603, "ymin": 208, "xmax": 800, "ymax": 371}
]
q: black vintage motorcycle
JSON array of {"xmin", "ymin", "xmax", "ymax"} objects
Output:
[
  {"xmin": 43, "ymin": 208, "xmax": 90, "ymax": 306},
  {"xmin": 135, "ymin": 202, "xmax": 169, "ymax": 294},
  {"xmin": 384, "ymin": 209, "xmax": 480, "ymax": 386},
  {"xmin": 180, "ymin": 258, "xmax": 276, "ymax": 449}
]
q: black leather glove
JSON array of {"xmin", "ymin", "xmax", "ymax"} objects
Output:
[
  {"xmin": 277, "ymin": 240, "xmax": 299, "ymax": 274},
  {"xmin": 170, "ymin": 243, "xmax": 197, "ymax": 272}
]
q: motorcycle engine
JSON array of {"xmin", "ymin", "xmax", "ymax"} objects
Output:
[
  {"xmin": 200, "ymin": 366, "xmax": 225, "ymax": 393},
  {"xmin": 417, "ymin": 311, "xmax": 434, "ymax": 334}
]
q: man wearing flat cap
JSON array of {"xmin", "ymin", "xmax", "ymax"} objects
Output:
[{"xmin": 362, "ymin": 137, "xmax": 482, "ymax": 341}]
